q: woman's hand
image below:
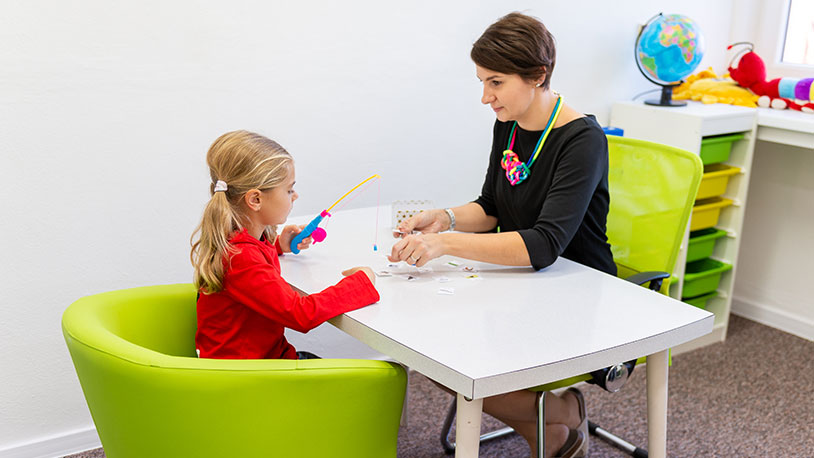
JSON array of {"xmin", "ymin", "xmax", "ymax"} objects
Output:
[
  {"xmin": 342, "ymin": 266, "xmax": 375, "ymax": 285},
  {"xmin": 388, "ymin": 233, "xmax": 445, "ymax": 267},
  {"xmin": 278, "ymin": 224, "xmax": 313, "ymax": 253},
  {"xmin": 393, "ymin": 209, "xmax": 450, "ymax": 238}
]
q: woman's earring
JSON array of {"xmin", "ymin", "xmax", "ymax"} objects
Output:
[{"xmin": 535, "ymin": 82, "xmax": 543, "ymax": 88}]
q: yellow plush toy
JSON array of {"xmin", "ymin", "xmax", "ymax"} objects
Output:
[{"xmin": 673, "ymin": 68, "xmax": 758, "ymax": 107}]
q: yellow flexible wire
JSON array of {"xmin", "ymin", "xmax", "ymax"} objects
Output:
[{"xmin": 326, "ymin": 174, "xmax": 380, "ymax": 212}]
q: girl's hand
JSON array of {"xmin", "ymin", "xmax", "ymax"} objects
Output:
[
  {"xmin": 393, "ymin": 209, "xmax": 449, "ymax": 238},
  {"xmin": 342, "ymin": 266, "xmax": 375, "ymax": 285},
  {"xmin": 388, "ymin": 232, "xmax": 445, "ymax": 267},
  {"xmin": 279, "ymin": 224, "xmax": 312, "ymax": 253}
]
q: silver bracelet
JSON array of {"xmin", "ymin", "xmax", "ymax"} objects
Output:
[{"xmin": 444, "ymin": 208, "xmax": 456, "ymax": 232}]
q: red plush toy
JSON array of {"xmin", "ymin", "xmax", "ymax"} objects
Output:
[{"xmin": 727, "ymin": 42, "xmax": 814, "ymax": 113}]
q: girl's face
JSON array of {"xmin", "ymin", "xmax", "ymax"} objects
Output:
[
  {"xmin": 261, "ymin": 165, "xmax": 298, "ymax": 226},
  {"xmin": 476, "ymin": 65, "xmax": 541, "ymax": 124}
]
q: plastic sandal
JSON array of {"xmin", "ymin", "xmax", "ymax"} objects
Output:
[{"xmin": 565, "ymin": 387, "xmax": 589, "ymax": 457}]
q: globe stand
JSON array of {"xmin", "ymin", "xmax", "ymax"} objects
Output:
[{"xmin": 645, "ymin": 84, "xmax": 686, "ymax": 107}]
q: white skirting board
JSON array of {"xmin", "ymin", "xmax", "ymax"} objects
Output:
[
  {"xmin": 731, "ymin": 295, "xmax": 814, "ymax": 342},
  {"xmin": 0, "ymin": 427, "xmax": 100, "ymax": 458}
]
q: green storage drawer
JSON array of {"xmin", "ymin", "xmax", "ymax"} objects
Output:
[
  {"xmin": 683, "ymin": 292, "xmax": 717, "ymax": 309},
  {"xmin": 682, "ymin": 258, "xmax": 732, "ymax": 298},
  {"xmin": 687, "ymin": 228, "xmax": 727, "ymax": 263},
  {"xmin": 699, "ymin": 133, "xmax": 744, "ymax": 165}
]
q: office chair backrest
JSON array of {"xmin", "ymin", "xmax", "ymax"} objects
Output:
[{"xmin": 606, "ymin": 136, "xmax": 703, "ymax": 289}]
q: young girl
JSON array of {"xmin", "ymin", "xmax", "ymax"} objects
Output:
[{"xmin": 190, "ymin": 130, "xmax": 378, "ymax": 360}]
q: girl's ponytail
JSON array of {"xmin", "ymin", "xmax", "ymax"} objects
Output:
[{"xmin": 191, "ymin": 189, "xmax": 239, "ymax": 293}]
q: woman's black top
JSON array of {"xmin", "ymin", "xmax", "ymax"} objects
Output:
[{"xmin": 474, "ymin": 115, "xmax": 616, "ymax": 275}]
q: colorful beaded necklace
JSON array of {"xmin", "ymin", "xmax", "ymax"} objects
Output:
[{"xmin": 500, "ymin": 94, "xmax": 563, "ymax": 186}]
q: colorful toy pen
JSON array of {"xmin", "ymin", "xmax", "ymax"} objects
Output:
[{"xmin": 289, "ymin": 174, "xmax": 380, "ymax": 254}]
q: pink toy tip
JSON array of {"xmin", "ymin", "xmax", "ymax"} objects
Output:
[{"xmin": 311, "ymin": 227, "xmax": 327, "ymax": 243}]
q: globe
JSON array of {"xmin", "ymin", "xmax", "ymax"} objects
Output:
[{"xmin": 635, "ymin": 13, "xmax": 705, "ymax": 106}]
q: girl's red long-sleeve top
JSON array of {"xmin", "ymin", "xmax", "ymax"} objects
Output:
[{"xmin": 195, "ymin": 229, "xmax": 379, "ymax": 360}]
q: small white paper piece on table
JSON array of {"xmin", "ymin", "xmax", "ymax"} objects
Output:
[
  {"xmin": 437, "ymin": 276, "xmax": 451, "ymax": 283},
  {"xmin": 437, "ymin": 287, "xmax": 455, "ymax": 295}
]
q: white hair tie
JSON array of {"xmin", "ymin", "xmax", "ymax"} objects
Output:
[{"xmin": 213, "ymin": 180, "xmax": 228, "ymax": 192}]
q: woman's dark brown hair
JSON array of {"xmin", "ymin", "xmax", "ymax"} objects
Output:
[{"xmin": 471, "ymin": 12, "xmax": 556, "ymax": 89}]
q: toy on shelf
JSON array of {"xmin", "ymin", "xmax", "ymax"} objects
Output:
[
  {"xmin": 727, "ymin": 42, "xmax": 814, "ymax": 113},
  {"xmin": 289, "ymin": 174, "xmax": 380, "ymax": 254},
  {"xmin": 673, "ymin": 67, "xmax": 758, "ymax": 107}
]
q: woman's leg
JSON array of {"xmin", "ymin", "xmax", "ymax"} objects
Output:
[
  {"xmin": 482, "ymin": 390, "xmax": 582, "ymax": 457},
  {"xmin": 431, "ymin": 379, "xmax": 582, "ymax": 456},
  {"xmin": 482, "ymin": 390, "xmax": 580, "ymax": 426}
]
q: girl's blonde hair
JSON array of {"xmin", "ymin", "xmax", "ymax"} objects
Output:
[{"xmin": 191, "ymin": 130, "xmax": 293, "ymax": 293}]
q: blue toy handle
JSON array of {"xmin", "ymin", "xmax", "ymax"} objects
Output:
[{"xmin": 290, "ymin": 212, "xmax": 325, "ymax": 254}]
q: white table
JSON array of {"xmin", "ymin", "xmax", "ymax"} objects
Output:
[{"xmin": 281, "ymin": 206, "xmax": 714, "ymax": 458}]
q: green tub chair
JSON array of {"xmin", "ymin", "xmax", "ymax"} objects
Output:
[{"xmin": 62, "ymin": 283, "xmax": 407, "ymax": 458}]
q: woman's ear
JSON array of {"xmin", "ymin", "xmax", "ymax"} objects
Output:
[
  {"xmin": 536, "ymin": 68, "xmax": 547, "ymax": 88},
  {"xmin": 243, "ymin": 189, "xmax": 263, "ymax": 211}
]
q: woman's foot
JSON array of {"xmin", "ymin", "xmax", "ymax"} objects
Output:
[
  {"xmin": 528, "ymin": 423, "xmax": 571, "ymax": 458},
  {"xmin": 564, "ymin": 388, "xmax": 589, "ymax": 456},
  {"xmin": 550, "ymin": 427, "xmax": 586, "ymax": 458},
  {"xmin": 561, "ymin": 389, "xmax": 583, "ymax": 429}
]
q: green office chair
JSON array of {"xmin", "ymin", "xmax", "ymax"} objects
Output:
[
  {"xmin": 63, "ymin": 283, "xmax": 407, "ymax": 458},
  {"xmin": 440, "ymin": 136, "xmax": 703, "ymax": 457}
]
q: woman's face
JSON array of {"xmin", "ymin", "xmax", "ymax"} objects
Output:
[{"xmin": 476, "ymin": 65, "xmax": 541, "ymax": 123}]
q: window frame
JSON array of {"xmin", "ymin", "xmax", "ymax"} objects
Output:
[{"xmin": 754, "ymin": 0, "xmax": 814, "ymax": 79}]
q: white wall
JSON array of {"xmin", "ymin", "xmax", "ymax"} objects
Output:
[{"xmin": 0, "ymin": 1, "xmax": 734, "ymax": 455}]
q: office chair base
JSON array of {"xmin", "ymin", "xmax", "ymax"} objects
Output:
[{"xmin": 589, "ymin": 420, "xmax": 648, "ymax": 457}]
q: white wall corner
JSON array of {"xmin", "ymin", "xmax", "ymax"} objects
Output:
[
  {"xmin": 731, "ymin": 295, "xmax": 814, "ymax": 342},
  {"xmin": 0, "ymin": 427, "xmax": 100, "ymax": 458}
]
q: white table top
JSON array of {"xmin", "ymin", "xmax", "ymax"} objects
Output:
[
  {"xmin": 613, "ymin": 99, "xmax": 814, "ymax": 149},
  {"xmin": 281, "ymin": 206, "xmax": 714, "ymax": 399}
]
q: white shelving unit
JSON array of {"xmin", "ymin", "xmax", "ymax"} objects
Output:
[{"xmin": 610, "ymin": 101, "xmax": 757, "ymax": 353}]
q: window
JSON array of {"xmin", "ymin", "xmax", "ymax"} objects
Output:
[
  {"xmin": 746, "ymin": 0, "xmax": 814, "ymax": 79},
  {"xmin": 781, "ymin": 0, "xmax": 814, "ymax": 65}
]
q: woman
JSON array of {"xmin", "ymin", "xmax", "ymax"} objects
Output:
[{"xmin": 389, "ymin": 12, "xmax": 614, "ymax": 458}]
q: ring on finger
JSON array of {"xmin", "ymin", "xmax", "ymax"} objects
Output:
[{"xmin": 408, "ymin": 254, "xmax": 419, "ymax": 263}]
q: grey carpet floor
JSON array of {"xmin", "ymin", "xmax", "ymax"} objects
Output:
[{"xmin": 65, "ymin": 314, "xmax": 814, "ymax": 458}]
